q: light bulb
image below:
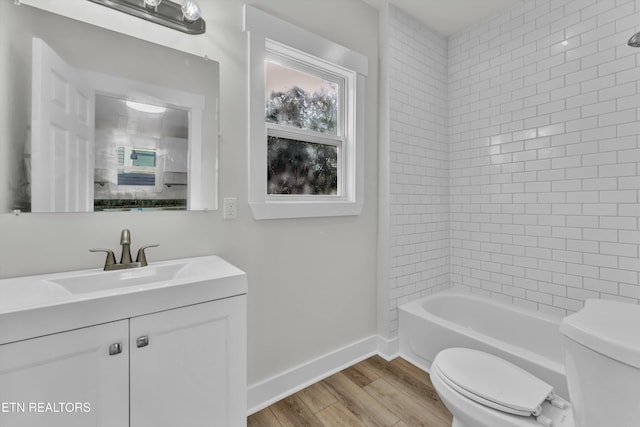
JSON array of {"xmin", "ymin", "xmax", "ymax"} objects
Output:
[
  {"xmin": 144, "ymin": 0, "xmax": 162, "ymax": 7},
  {"xmin": 126, "ymin": 101, "xmax": 166, "ymax": 114},
  {"xmin": 181, "ymin": 0, "xmax": 201, "ymax": 22}
]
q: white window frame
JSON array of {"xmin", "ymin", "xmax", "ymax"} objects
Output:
[{"xmin": 244, "ymin": 5, "xmax": 367, "ymax": 220}]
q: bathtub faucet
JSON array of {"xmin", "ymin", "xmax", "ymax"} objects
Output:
[{"xmin": 90, "ymin": 229, "xmax": 159, "ymax": 270}]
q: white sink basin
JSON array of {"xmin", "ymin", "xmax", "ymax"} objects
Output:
[
  {"xmin": 46, "ymin": 262, "xmax": 187, "ymax": 295},
  {"xmin": 0, "ymin": 280, "xmax": 70, "ymax": 311},
  {"xmin": 0, "ymin": 255, "xmax": 247, "ymax": 346}
]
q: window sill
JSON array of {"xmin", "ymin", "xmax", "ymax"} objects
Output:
[{"xmin": 249, "ymin": 199, "xmax": 364, "ymax": 220}]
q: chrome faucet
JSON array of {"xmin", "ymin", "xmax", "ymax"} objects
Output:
[{"xmin": 90, "ymin": 229, "xmax": 159, "ymax": 271}]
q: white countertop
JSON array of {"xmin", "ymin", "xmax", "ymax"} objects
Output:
[{"xmin": 0, "ymin": 255, "xmax": 247, "ymax": 345}]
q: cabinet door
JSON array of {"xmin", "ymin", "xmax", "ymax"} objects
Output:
[
  {"xmin": 0, "ymin": 320, "xmax": 129, "ymax": 427},
  {"xmin": 130, "ymin": 297, "xmax": 246, "ymax": 427}
]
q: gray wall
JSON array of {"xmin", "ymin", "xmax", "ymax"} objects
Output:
[{"xmin": 0, "ymin": 0, "xmax": 380, "ymax": 387}]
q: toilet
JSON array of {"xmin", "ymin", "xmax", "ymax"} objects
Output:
[{"xmin": 430, "ymin": 299, "xmax": 640, "ymax": 427}]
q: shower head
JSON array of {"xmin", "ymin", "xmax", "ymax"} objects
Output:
[{"xmin": 628, "ymin": 31, "xmax": 640, "ymax": 47}]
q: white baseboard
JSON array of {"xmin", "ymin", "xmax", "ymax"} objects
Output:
[
  {"xmin": 247, "ymin": 334, "xmax": 400, "ymax": 415},
  {"xmin": 398, "ymin": 351, "xmax": 431, "ymax": 373},
  {"xmin": 377, "ymin": 335, "xmax": 399, "ymax": 360}
]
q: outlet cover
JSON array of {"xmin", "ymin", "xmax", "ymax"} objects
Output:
[{"xmin": 223, "ymin": 197, "xmax": 237, "ymax": 219}]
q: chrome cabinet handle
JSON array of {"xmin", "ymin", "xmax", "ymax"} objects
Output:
[
  {"xmin": 136, "ymin": 336, "xmax": 149, "ymax": 348},
  {"xmin": 108, "ymin": 342, "xmax": 123, "ymax": 355}
]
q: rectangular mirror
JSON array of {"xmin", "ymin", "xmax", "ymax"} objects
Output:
[{"xmin": 0, "ymin": 2, "xmax": 218, "ymax": 212}]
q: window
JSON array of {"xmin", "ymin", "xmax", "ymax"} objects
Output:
[
  {"xmin": 265, "ymin": 44, "xmax": 345, "ymax": 197},
  {"xmin": 245, "ymin": 6, "xmax": 368, "ymax": 219}
]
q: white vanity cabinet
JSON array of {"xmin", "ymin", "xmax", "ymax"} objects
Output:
[
  {"xmin": 130, "ymin": 296, "xmax": 247, "ymax": 427},
  {"xmin": 0, "ymin": 255, "xmax": 247, "ymax": 427},
  {"xmin": 0, "ymin": 296, "xmax": 247, "ymax": 427},
  {"xmin": 0, "ymin": 320, "xmax": 130, "ymax": 427}
]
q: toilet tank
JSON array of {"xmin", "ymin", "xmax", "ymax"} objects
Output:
[{"xmin": 560, "ymin": 299, "xmax": 640, "ymax": 427}]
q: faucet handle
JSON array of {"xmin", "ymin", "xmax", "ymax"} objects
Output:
[
  {"xmin": 89, "ymin": 248, "xmax": 117, "ymax": 270},
  {"xmin": 136, "ymin": 244, "xmax": 159, "ymax": 267}
]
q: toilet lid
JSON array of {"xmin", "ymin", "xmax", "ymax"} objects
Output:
[{"xmin": 433, "ymin": 348, "xmax": 553, "ymax": 416}]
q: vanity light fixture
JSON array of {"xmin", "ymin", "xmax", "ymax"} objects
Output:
[{"xmin": 87, "ymin": 0, "xmax": 205, "ymax": 35}]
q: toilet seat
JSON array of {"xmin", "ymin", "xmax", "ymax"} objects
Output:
[{"xmin": 432, "ymin": 348, "xmax": 555, "ymax": 418}]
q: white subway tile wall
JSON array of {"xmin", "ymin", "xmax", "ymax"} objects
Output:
[
  {"xmin": 388, "ymin": 0, "xmax": 640, "ymax": 335},
  {"xmin": 388, "ymin": 6, "xmax": 450, "ymax": 335},
  {"xmin": 449, "ymin": 0, "xmax": 640, "ymax": 317}
]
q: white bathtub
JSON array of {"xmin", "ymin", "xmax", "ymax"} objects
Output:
[{"xmin": 399, "ymin": 290, "xmax": 569, "ymax": 399}]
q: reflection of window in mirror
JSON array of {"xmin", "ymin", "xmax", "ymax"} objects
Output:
[
  {"xmin": 117, "ymin": 147, "xmax": 158, "ymax": 187},
  {"xmin": 94, "ymin": 93, "xmax": 190, "ymax": 211}
]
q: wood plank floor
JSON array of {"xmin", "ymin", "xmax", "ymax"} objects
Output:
[{"xmin": 247, "ymin": 356, "xmax": 452, "ymax": 427}]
